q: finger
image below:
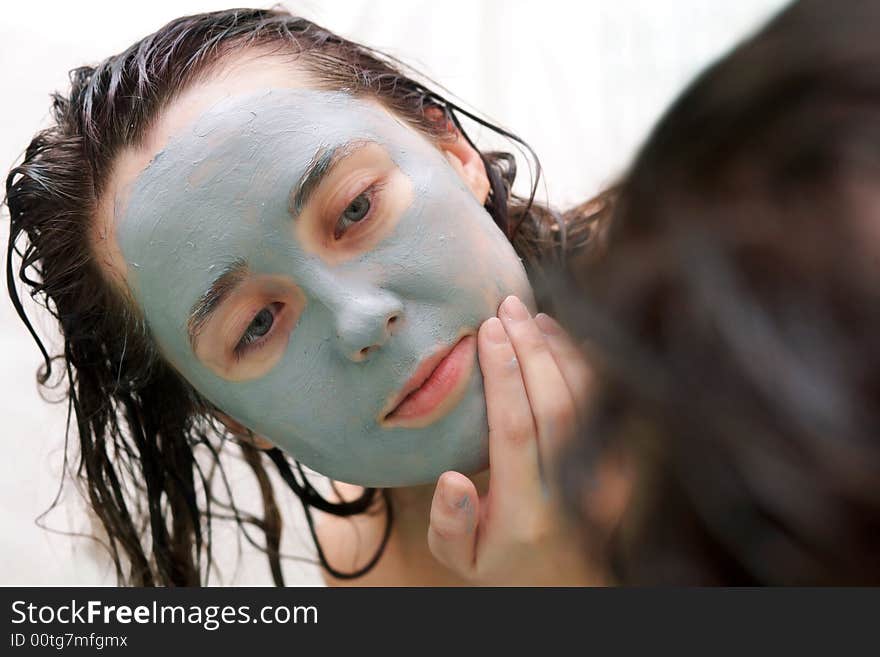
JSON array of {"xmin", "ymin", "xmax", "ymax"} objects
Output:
[
  {"xmin": 477, "ymin": 316, "xmax": 544, "ymax": 516},
  {"xmin": 498, "ymin": 296, "xmax": 578, "ymax": 468},
  {"xmin": 427, "ymin": 471, "xmax": 480, "ymax": 577},
  {"xmin": 534, "ymin": 313, "xmax": 594, "ymax": 418}
]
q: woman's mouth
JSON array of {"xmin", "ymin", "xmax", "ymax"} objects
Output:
[{"xmin": 380, "ymin": 335, "xmax": 477, "ymax": 429}]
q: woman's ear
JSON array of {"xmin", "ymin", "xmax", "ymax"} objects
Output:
[
  {"xmin": 426, "ymin": 108, "xmax": 490, "ymax": 204},
  {"xmin": 214, "ymin": 410, "xmax": 275, "ymax": 450},
  {"xmin": 440, "ymin": 133, "xmax": 491, "ymax": 204}
]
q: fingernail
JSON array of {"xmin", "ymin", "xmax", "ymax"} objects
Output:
[
  {"xmin": 535, "ymin": 312, "xmax": 562, "ymax": 335},
  {"xmin": 500, "ymin": 295, "xmax": 529, "ymax": 321},
  {"xmin": 483, "ymin": 316, "xmax": 508, "ymax": 343}
]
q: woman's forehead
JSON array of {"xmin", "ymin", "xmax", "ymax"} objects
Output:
[
  {"xmin": 135, "ymin": 53, "xmax": 320, "ymax": 176},
  {"xmin": 91, "ymin": 53, "xmax": 315, "ymax": 291},
  {"xmin": 93, "ymin": 59, "xmax": 416, "ymax": 297},
  {"xmin": 159, "ymin": 89, "xmax": 410, "ymax": 170},
  {"xmin": 118, "ymin": 89, "xmax": 421, "ymax": 245}
]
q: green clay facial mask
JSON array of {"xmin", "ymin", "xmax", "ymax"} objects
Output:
[{"xmin": 117, "ymin": 89, "xmax": 534, "ymax": 486}]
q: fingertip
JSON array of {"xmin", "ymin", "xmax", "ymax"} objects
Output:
[
  {"xmin": 438, "ymin": 471, "xmax": 475, "ymax": 509},
  {"xmin": 479, "ymin": 316, "xmax": 508, "ymax": 345},
  {"xmin": 534, "ymin": 312, "xmax": 562, "ymax": 336},
  {"xmin": 430, "ymin": 472, "xmax": 478, "ymax": 546},
  {"xmin": 499, "ymin": 294, "xmax": 530, "ymax": 321},
  {"xmin": 439, "ymin": 469, "xmax": 472, "ymax": 488}
]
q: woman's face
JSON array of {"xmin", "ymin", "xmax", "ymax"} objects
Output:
[{"xmin": 98, "ymin": 57, "xmax": 534, "ymax": 486}]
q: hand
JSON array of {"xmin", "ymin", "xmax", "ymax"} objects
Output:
[{"xmin": 427, "ymin": 295, "xmax": 595, "ymax": 585}]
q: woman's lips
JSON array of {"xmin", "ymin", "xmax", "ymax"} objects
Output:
[{"xmin": 380, "ymin": 335, "xmax": 476, "ymax": 429}]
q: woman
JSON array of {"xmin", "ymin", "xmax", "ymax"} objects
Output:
[
  {"xmin": 5, "ymin": 8, "xmax": 609, "ymax": 585},
  {"xmin": 557, "ymin": 0, "xmax": 880, "ymax": 584}
]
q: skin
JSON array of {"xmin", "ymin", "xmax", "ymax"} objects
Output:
[
  {"xmin": 427, "ymin": 298, "xmax": 606, "ymax": 584},
  {"xmin": 107, "ymin": 76, "xmax": 533, "ymax": 487},
  {"xmin": 96, "ymin": 53, "xmax": 606, "ymax": 585},
  {"xmin": 322, "ymin": 296, "xmax": 605, "ymax": 585}
]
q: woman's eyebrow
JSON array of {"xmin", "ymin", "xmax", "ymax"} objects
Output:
[
  {"xmin": 289, "ymin": 139, "xmax": 374, "ymax": 218},
  {"xmin": 187, "ymin": 258, "xmax": 249, "ymax": 350},
  {"xmin": 186, "ymin": 140, "xmax": 376, "ymax": 351}
]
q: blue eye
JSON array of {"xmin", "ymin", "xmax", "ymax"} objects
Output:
[
  {"xmin": 343, "ymin": 193, "xmax": 371, "ymax": 222},
  {"xmin": 334, "ymin": 191, "xmax": 372, "ymax": 238},
  {"xmin": 238, "ymin": 307, "xmax": 275, "ymax": 349}
]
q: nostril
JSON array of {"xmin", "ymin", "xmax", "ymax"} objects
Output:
[
  {"xmin": 387, "ymin": 314, "xmax": 399, "ymax": 328},
  {"xmin": 359, "ymin": 346, "xmax": 372, "ymax": 358}
]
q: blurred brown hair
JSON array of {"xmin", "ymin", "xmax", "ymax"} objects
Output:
[{"xmin": 560, "ymin": 0, "xmax": 880, "ymax": 584}]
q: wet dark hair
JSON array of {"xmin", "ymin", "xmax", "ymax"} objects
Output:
[
  {"xmin": 5, "ymin": 7, "xmax": 608, "ymax": 585},
  {"xmin": 559, "ymin": 0, "xmax": 880, "ymax": 584}
]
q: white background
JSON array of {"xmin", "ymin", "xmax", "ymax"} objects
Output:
[{"xmin": 1, "ymin": 0, "xmax": 789, "ymax": 584}]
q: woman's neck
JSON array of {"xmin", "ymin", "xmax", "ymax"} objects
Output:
[
  {"xmin": 317, "ymin": 471, "xmax": 489, "ymax": 586},
  {"xmin": 389, "ymin": 470, "xmax": 490, "ymax": 553},
  {"xmin": 317, "ymin": 469, "xmax": 604, "ymax": 586}
]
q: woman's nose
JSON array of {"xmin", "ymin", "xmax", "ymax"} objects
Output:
[{"xmin": 332, "ymin": 291, "xmax": 403, "ymax": 362}]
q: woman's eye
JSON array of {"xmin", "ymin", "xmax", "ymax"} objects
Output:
[
  {"xmin": 237, "ymin": 306, "xmax": 275, "ymax": 350},
  {"xmin": 334, "ymin": 191, "xmax": 372, "ymax": 238}
]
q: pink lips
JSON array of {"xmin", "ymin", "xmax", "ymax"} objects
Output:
[{"xmin": 380, "ymin": 335, "xmax": 476, "ymax": 428}]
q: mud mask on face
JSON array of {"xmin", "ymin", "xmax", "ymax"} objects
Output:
[{"xmin": 117, "ymin": 89, "xmax": 534, "ymax": 486}]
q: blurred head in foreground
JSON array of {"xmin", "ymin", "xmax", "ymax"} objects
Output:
[{"xmin": 560, "ymin": 0, "xmax": 880, "ymax": 584}]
